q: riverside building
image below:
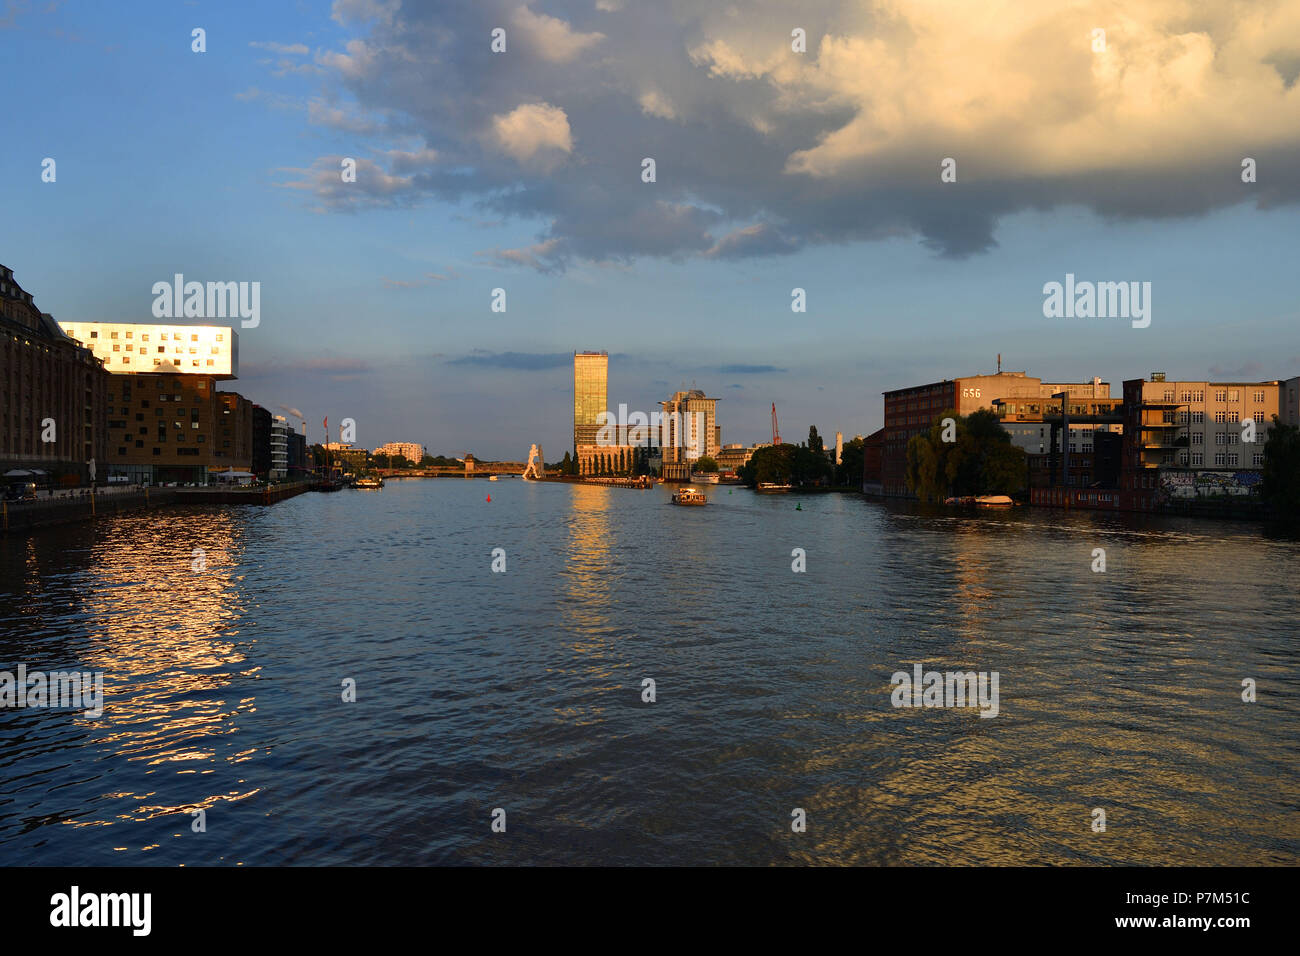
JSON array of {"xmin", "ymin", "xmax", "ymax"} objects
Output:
[
  {"xmin": 880, "ymin": 368, "xmax": 1110, "ymax": 497},
  {"xmin": 57, "ymin": 321, "xmax": 251, "ymax": 484},
  {"xmin": 573, "ymin": 351, "xmax": 608, "ymax": 456},
  {"xmin": 0, "ymin": 265, "xmax": 109, "ymax": 486}
]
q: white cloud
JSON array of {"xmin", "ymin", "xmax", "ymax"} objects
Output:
[
  {"xmin": 490, "ymin": 102, "xmax": 573, "ymax": 169},
  {"xmin": 511, "ymin": 5, "xmax": 604, "ymax": 63},
  {"xmin": 638, "ymin": 89, "xmax": 677, "ymax": 120}
]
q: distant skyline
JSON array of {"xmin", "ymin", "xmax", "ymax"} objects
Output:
[{"xmin": 4, "ymin": 1, "xmax": 1298, "ymax": 458}]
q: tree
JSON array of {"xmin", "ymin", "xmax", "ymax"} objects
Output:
[
  {"xmin": 693, "ymin": 455, "xmax": 718, "ymax": 473},
  {"xmin": 1262, "ymin": 417, "xmax": 1300, "ymax": 522},
  {"xmin": 739, "ymin": 444, "xmax": 794, "ymax": 487},
  {"xmin": 560, "ymin": 451, "xmax": 573, "ymax": 475},
  {"xmin": 808, "ymin": 426, "xmax": 824, "ymax": 458},
  {"xmin": 836, "ymin": 436, "xmax": 865, "ymax": 486},
  {"xmin": 906, "ymin": 408, "xmax": 1026, "ymax": 502}
]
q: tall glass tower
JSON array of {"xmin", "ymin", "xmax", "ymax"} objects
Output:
[{"xmin": 573, "ymin": 351, "xmax": 609, "ymax": 455}]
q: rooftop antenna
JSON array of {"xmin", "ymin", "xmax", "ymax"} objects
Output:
[{"xmin": 997, "ymin": 353, "xmax": 1002, "ymax": 374}]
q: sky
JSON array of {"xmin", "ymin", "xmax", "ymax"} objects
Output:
[{"xmin": 3, "ymin": 0, "xmax": 1299, "ymax": 460}]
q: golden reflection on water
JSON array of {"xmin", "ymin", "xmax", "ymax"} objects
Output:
[
  {"xmin": 47, "ymin": 512, "xmax": 262, "ymax": 834},
  {"xmin": 553, "ymin": 486, "xmax": 624, "ymax": 726}
]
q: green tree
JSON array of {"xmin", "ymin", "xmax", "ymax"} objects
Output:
[
  {"xmin": 906, "ymin": 408, "xmax": 1026, "ymax": 502},
  {"xmin": 739, "ymin": 444, "xmax": 795, "ymax": 487},
  {"xmin": 693, "ymin": 455, "xmax": 718, "ymax": 473},
  {"xmin": 1263, "ymin": 417, "xmax": 1300, "ymax": 522}
]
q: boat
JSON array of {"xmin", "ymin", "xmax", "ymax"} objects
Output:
[
  {"xmin": 671, "ymin": 488, "xmax": 707, "ymax": 506},
  {"xmin": 694, "ymin": 473, "xmax": 720, "ymax": 484},
  {"xmin": 354, "ymin": 476, "xmax": 384, "ymax": 489},
  {"xmin": 943, "ymin": 494, "xmax": 1016, "ymax": 507},
  {"xmin": 756, "ymin": 482, "xmax": 793, "ymax": 493},
  {"xmin": 488, "ymin": 475, "xmax": 499, "ymax": 481}
]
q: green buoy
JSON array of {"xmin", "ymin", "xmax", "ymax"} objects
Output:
[{"xmin": 796, "ymin": 502, "xmax": 802, "ymax": 510}]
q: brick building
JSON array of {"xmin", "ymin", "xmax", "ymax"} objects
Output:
[{"xmin": 0, "ymin": 264, "xmax": 109, "ymax": 486}]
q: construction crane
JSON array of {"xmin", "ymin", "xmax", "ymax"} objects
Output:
[{"xmin": 771, "ymin": 402, "xmax": 781, "ymax": 445}]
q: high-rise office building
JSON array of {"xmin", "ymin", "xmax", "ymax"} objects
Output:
[
  {"xmin": 573, "ymin": 351, "xmax": 608, "ymax": 454},
  {"xmin": 659, "ymin": 389, "xmax": 720, "ymax": 480}
]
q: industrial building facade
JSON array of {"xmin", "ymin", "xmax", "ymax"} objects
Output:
[{"xmin": 880, "ymin": 371, "xmax": 1110, "ymax": 497}]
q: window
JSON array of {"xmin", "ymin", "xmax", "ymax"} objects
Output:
[
  {"xmin": 1192, "ymin": 453, "xmax": 1203, "ymax": 465},
  {"xmin": 216, "ymin": 333, "xmax": 223, "ymax": 342},
  {"xmin": 1254, "ymin": 391, "xmax": 1265, "ymax": 403},
  {"xmin": 1179, "ymin": 453, "xmax": 1188, "ymax": 465},
  {"xmin": 1228, "ymin": 389, "xmax": 1239, "ymax": 401},
  {"xmin": 126, "ymin": 331, "xmax": 133, "ymax": 340},
  {"xmin": 161, "ymin": 333, "xmax": 168, "ymax": 341},
  {"xmin": 1215, "ymin": 411, "xmax": 1226, "ymax": 423},
  {"xmin": 191, "ymin": 334, "xmax": 198, "ymax": 342},
  {"xmin": 157, "ymin": 346, "xmax": 165, "ymax": 353},
  {"xmin": 1228, "ymin": 453, "xmax": 1239, "ymax": 466},
  {"xmin": 110, "ymin": 331, "xmax": 119, "ymax": 339},
  {"xmin": 122, "ymin": 356, "xmax": 130, "ymax": 364},
  {"xmin": 90, "ymin": 331, "xmax": 98, "ymax": 338},
  {"xmin": 112, "ymin": 344, "xmax": 120, "ymax": 351},
  {"xmin": 1215, "ymin": 452, "xmax": 1225, "ymax": 465},
  {"xmin": 1254, "ymin": 454, "xmax": 1264, "ymax": 466},
  {"xmin": 1228, "ymin": 433, "xmax": 1239, "ymax": 445},
  {"xmin": 1215, "ymin": 433, "xmax": 1226, "ymax": 445},
  {"xmin": 1215, "ymin": 390, "xmax": 1226, "ymax": 402},
  {"xmin": 117, "ymin": 447, "xmax": 126, "ymax": 456},
  {"xmin": 1192, "ymin": 411, "xmax": 1204, "ymax": 423},
  {"xmin": 142, "ymin": 334, "xmax": 149, "ymax": 342},
  {"xmin": 1191, "ymin": 432, "xmax": 1203, "ymax": 445},
  {"xmin": 135, "ymin": 440, "xmax": 144, "ymax": 448},
  {"xmin": 152, "ymin": 448, "xmax": 161, "ymax": 455}
]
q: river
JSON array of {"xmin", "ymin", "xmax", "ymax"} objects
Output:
[{"xmin": 1, "ymin": 479, "xmax": 1296, "ymax": 865}]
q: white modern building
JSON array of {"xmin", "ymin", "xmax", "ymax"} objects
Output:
[
  {"xmin": 271, "ymin": 415, "xmax": 289, "ymax": 479},
  {"xmin": 374, "ymin": 441, "xmax": 424, "ymax": 463},
  {"xmin": 57, "ymin": 322, "xmax": 237, "ymax": 377}
]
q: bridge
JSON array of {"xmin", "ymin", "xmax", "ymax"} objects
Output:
[{"xmin": 379, "ymin": 445, "xmax": 550, "ymax": 479}]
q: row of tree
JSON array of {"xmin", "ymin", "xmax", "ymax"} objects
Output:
[{"xmin": 737, "ymin": 426, "xmax": 860, "ymax": 488}]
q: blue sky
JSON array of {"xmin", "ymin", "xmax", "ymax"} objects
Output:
[{"xmin": 4, "ymin": 1, "xmax": 1298, "ymax": 459}]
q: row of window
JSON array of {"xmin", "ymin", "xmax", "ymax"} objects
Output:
[
  {"xmin": 101, "ymin": 356, "xmax": 218, "ymax": 367},
  {"xmin": 1166, "ymin": 453, "xmax": 1264, "ymax": 466},
  {"xmin": 1164, "ymin": 389, "xmax": 1268, "ymax": 403},
  {"xmin": 81, "ymin": 330, "xmax": 224, "ymax": 343}
]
